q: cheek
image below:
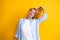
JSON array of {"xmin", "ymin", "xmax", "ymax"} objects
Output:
[
  {"xmin": 28, "ymin": 12, "xmax": 36, "ymax": 17},
  {"xmin": 31, "ymin": 13, "xmax": 35, "ymax": 17},
  {"xmin": 28, "ymin": 13, "xmax": 32, "ymax": 17},
  {"xmin": 28, "ymin": 13, "xmax": 34, "ymax": 17}
]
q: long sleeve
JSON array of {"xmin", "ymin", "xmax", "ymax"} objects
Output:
[
  {"xmin": 15, "ymin": 19, "xmax": 22, "ymax": 39},
  {"xmin": 37, "ymin": 13, "xmax": 48, "ymax": 24}
]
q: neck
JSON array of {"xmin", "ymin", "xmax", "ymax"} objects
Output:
[{"xmin": 26, "ymin": 16, "xmax": 32, "ymax": 20}]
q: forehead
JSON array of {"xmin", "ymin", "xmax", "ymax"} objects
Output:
[
  {"xmin": 31, "ymin": 9, "xmax": 38, "ymax": 14},
  {"xmin": 32, "ymin": 9, "xmax": 36, "ymax": 12}
]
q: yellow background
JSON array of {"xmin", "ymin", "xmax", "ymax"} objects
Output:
[{"xmin": 0, "ymin": 0, "xmax": 60, "ymax": 40}]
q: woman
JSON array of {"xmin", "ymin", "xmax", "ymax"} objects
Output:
[{"xmin": 15, "ymin": 7, "xmax": 48, "ymax": 40}]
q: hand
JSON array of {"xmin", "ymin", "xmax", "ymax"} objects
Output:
[
  {"xmin": 38, "ymin": 6, "xmax": 44, "ymax": 10},
  {"xmin": 38, "ymin": 6, "xmax": 45, "ymax": 14},
  {"xmin": 39, "ymin": 6, "xmax": 44, "ymax": 10},
  {"xmin": 14, "ymin": 37, "xmax": 18, "ymax": 40}
]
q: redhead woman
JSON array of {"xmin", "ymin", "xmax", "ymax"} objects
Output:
[{"xmin": 15, "ymin": 7, "xmax": 48, "ymax": 40}]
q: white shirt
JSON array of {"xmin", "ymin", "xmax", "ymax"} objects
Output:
[{"xmin": 15, "ymin": 13, "xmax": 48, "ymax": 40}]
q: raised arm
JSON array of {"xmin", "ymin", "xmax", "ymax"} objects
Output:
[
  {"xmin": 37, "ymin": 6, "xmax": 48, "ymax": 24},
  {"xmin": 37, "ymin": 13, "xmax": 48, "ymax": 24}
]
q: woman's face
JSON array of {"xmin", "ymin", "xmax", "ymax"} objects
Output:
[{"xmin": 28, "ymin": 9, "xmax": 36, "ymax": 18}]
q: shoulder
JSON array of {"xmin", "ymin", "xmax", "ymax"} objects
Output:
[
  {"xmin": 18, "ymin": 18, "xmax": 25, "ymax": 23},
  {"xmin": 19, "ymin": 18, "xmax": 23, "ymax": 21},
  {"xmin": 17, "ymin": 18, "xmax": 24, "ymax": 24}
]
